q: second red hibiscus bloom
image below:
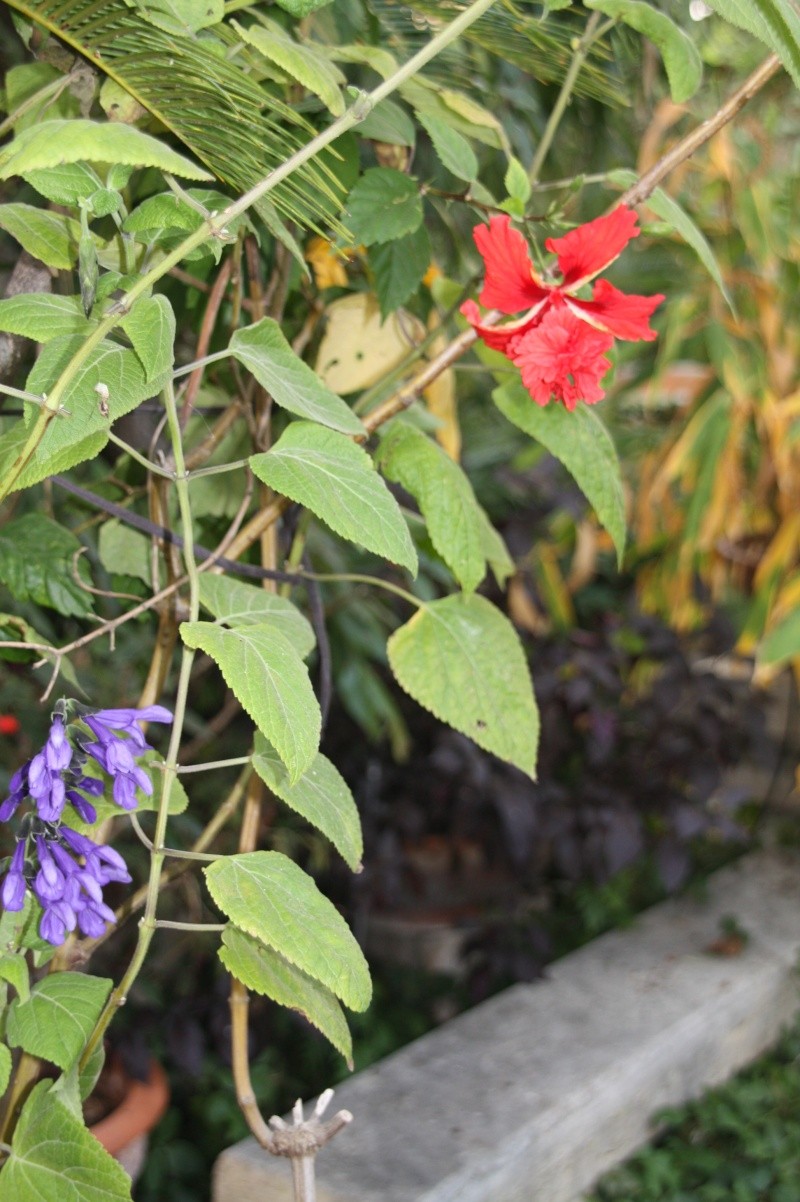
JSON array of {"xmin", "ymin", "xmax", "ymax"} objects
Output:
[{"xmin": 462, "ymin": 205, "xmax": 664, "ymax": 410}]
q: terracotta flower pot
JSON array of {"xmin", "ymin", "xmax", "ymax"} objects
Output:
[{"xmin": 89, "ymin": 1059, "xmax": 170, "ymax": 1181}]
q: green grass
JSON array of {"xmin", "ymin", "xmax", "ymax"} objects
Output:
[{"xmin": 588, "ymin": 1015, "xmax": 800, "ymax": 1201}]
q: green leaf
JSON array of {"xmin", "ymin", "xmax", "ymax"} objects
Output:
[
  {"xmin": 584, "ymin": 0, "xmax": 703, "ymax": 102},
  {"xmin": 705, "ymin": 0, "xmax": 800, "ymax": 88},
  {"xmin": 219, "ymin": 925, "xmax": 352, "ymax": 1066},
  {"xmin": 0, "ymin": 952, "xmax": 29, "ymax": 1003},
  {"xmin": 23, "ymin": 162, "xmax": 101, "ymax": 207},
  {"xmin": 493, "ymin": 380, "xmax": 626, "ymax": 565},
  {"xmin": 377, "ymin": 421, "xmax": 487, "ymax": 592},
  {"xmin": 608, "ymin": 169, "xmax": 734, "ymax": 311},
  {"xmin": 0, "ymin": 119, "xmax": 212, "ymax": 181},
  {"xmin": 417, "ymin": 111, "xmax": 478, "ymax": 181},
  {"xmin": 230, "ymin": 319, "xmax": 364, "ymax": 435},
  {"xmin": 369, "ymin": 225, "xmax": 431, "ymax": 318},
  {"xmin": 250, "ymin": 422, "xmax": 418, "ymax": 574},
  {"xmin": 357, "ymin": 99, "xmax": 416, "ymax": 146},
  {"xmin": 0, "ymin": 514, "xmax": 94, "ymax": 618},
  {"xmin": 198, "ymin": 575, "xmax": 315, "ymax": 659},
  {"xmin": 0, "ymin": 204, "xmax": 80, "ymax": 270},
  {"xmin": 98, "ymin": 521, "xmax": 152, "ymax": 586},
  {"xmin": 7, "ymin": 973, "xmax": 112, "ymax": 1071},
  {"xmin": 120, "ymin": 295, "xmax": 175, "ymax": 382},
  {"xmin": 388, "ymin": 594, "xmax": 538, "ymax": 778},
  {"xmin": 204, "ymin": 851, "xmax": 371, "ymax": 1011},
  {"xmin": 0, "ymin": 1045, "xmax": 11, "ymax": 1098},
  {"xmin": 0, "ymin": 293, "xmax": 94, "ymax": 343},
  {"xmin": 344, "ymin": 168, "xmax": 423, "ymax": 247},
  {"xmin": 0, "ymin": 1079, "xmax": 132, "ymax": 1202},
  {"xmin": 758, "ymin": 609, "xmax": 800, "ymax": 669},
  {"xmin": 180, "ymin": 621, "xmax": 320, "ymax": 781},
  {"xmin": 476, "ymin": 507, "xmax": 515, "ymax": 587},
  {"xmin": 233, "ymin": 19, "xmax": 345, "ymax": 116},
  {"xmin": 252, "ymin": 733, "xmax": 363, "ymax": 870},
  {"xmin": 504, "ymin": 155, "xmax": 531, "ymax": 203},
  {"xmin": 273, "ymin": 0, "xmax": 335, "ymax": 15},
  {"xmin": 13, "ymin": 334, "xmax": 171, "ymax": 492},
  {"xmin": 134, "ymin": 0, "xmax": 223, "ymax": 35}
]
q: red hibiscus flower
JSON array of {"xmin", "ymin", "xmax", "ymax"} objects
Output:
[{"xmin": 462, "ymin": 206, "xmax": 664, "ymax": 411}]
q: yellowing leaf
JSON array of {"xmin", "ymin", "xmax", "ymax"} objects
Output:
[
  {"xmin": 305, "ymin": 236, "xmax": 349, "ymax": 289},
  {"xmin": 314, "ymin": 293, "xmax": 425, "ymax": 394}
]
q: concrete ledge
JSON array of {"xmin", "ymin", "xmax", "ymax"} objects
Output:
[{"xmin": 213, "ymin": 850, "xmax": 800, "ymax": 1202}]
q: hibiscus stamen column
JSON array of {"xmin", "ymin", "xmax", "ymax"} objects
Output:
[{"xmin": 80, "ymin": 376, "xmax": 200, "ymax": 1068}]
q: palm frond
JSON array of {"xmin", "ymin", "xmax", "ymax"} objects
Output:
[
  {"xmin": 2, "ymin": 0, "xmax": 347, "ymax": 235},
  {"xmin": 368, "ymin": 0, "xmax": 625, "ymax": 106}
]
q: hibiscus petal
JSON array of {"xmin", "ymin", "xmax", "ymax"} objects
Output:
[
  {"xmin": 473, "ymin": 216, "xmax": 548, "ymax": 313},
  {"xmin": 546, "ymin": 206, "xmax": 641, "ymax": 289},
  {"xmin": 461, "ymin": 299, "xmax": 547, "ymax": 354},
  {"xmin": 567, "ymin": 278, "xmax": 664, "ymax": 341},
  {"xmin": 510, "ymin": 308, "xmax": 614, "ymax": 410}
]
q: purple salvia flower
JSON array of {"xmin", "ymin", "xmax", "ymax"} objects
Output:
[
  {"xmin": 65, "ymin": 790, "xmax": 97, "ymax": 824},
  {"xmin": 33, "ymin": 836, "xmax": 66, "ymax": 904},
  {"xmin": 76, "ymin": 897, "xmax": 117, "ymax": 938},
  {"xmin": 0, "ymin": 763, "xmax": 29, "ymax": 822},
  {"xmin": 39, "ymin": 898, "xmax": 77, "ymax": 946},
  {"xmin": 44, "ymin": 716, "xmax": 72, "ymax": 772},
  {"xmin": 1, "ymin": 842, "xmax": 26, "ymax": 911},
  {"xmin": 86, "ymin": 843, "xmax": 131, "ymax": 886}
]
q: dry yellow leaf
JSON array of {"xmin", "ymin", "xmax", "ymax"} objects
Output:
[{"xmin": 314, "ymin": 292, "xmax": 425, "ymax": 394}]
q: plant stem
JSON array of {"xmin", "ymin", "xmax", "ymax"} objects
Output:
[
  {"xmin": 80, "ymin": 377, "xmax": 202, "ymax": 1068},
  {"xmin": 154, "ymin": 920, "xmax": 226, "ymax": 932},
  {"xmin": 0, "ymin": 0, "xmax": 499, "ymax": 504},
  {"xmin": 177, "ymin": 755, "xmax": 252, "ymax": 773},
  {"xmin": 528, "ymin": 11, "xmax": 603, "ymax": 185},
  {"xmin": 106, "ymin": 430, "xmax": 174, "ymax": 478},
  {"xmin": 172, "ymin": 349, "xmax": 232, "ymax": 379},
  {"xmin": 301, "ymin": 571, "xmax": 423, "ymax": 608}
]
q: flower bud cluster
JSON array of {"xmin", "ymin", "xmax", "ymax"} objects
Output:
[{"xmin": 0, "ymin": 702, "xmax": 172, "ymax": 945}]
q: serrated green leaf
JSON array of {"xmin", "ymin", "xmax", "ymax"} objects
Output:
[
  {"xmin": 204, "ymin": 851, "xmax": 371, "ymax": 1011},
  {"xmin": 758, "ymin": 609, "xmax": 800, "ymax": 669},
  {"xmin": 0, "ymin": 1079, "xmax": 132, "ymax": 1202},
  {"xmin": 0, "ymin": 119, "xmax": 212, "ymax": 181},
  {"xmin": 220, "ymin": 925, "xmax": 352, "ymax": 1066},
  {"xmin": 609, "ymin": 169, "xmax": 734, "ymax": 311},
  {"xmin": 12, "ymin": 334, "xmax": 170, "ymax": 492},
  {"xmin": 252, "ymin": 733, "xmax": 362, "ymax": 870},
  {"xmin": 417, "ymin": 111, "xmax": 478, "ymax": 181},
  {"xmin": 476, "ymin": 506, "xmax": 515, "ymax": 587},
  {"xmin": 0, "ymin": 953, "xmax": 29, "ymax": 1004},
  {"xmin": 504, "ymin": 155, "xmax": 531, "ymax": 203},
  {"xmin": 180, "ymin": 621, "xmax": 320, "ymax": 781},
  {"xmin": 234, "ymin": 19, "xmax": 345, "ymax": 116},
  {"xmin": 250, "ymin": 422, "xmax": 418, "ymax": 574},
  {"xmin": 7, "ymin": 973, "xmax": 112, "ymax": 1071},
  {"xmin": 120, "ymin": 295, "xmax": 175, "ymax": 382},
  {"xmin": 705, "ymin": 0, "xmax": 800, "ymax": 88},
  {"xmin": 0, "ymin": 293, "xmax": 93, "ymax": 343},
  {"xmin": 584, "ymin": 0, "xmax": 702, "ymax": 102},
  {"xmin": 0, "ymin": 1045, "xmax": 11, "ymax": 1098},
  {"xmin": 0, "ymin": 203, "xmax": 80, "ymax": 270},
  {"xmin": 230, "ymin": 318, "xmax": 364, "ymax": 435},
  {"xmin": 358, "ymin": 99, "xmax": 416, "ymax": 146},
  {"xmin": 23, "ymin": 161, "xmax": 100, "ymax": 207},
  {"xmin": 388, "ymin": 593, "xmax": 539, "ymax": 778},
  {"xmin": 377, "ymin": 421, "xmax": 487, "ymax": 592},
  {"xmin": 369, "ymin": 225, "xmax": 431, "ymax": 318},
  {"xmin": 493, "ymin": 380, "xmax": 626, "ymax": 565},
  {"xmin": 0, "ymin": 513, "xmax": 94, "ymax": 618},
  {"xmin": 198, "ymin": 575, "xmax": 315, "ymax": 659},
  {"xmin": 344, "ymin": 168, "xmax": 423, "ymax": 247}
]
